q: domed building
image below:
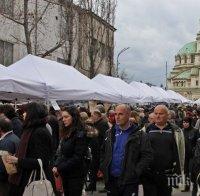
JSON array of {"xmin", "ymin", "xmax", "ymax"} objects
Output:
[{"xmin": 167, "ymin": 29, "xmax": 200, "ymax": 100}]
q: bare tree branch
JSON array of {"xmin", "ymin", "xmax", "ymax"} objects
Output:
[
  {"xmin": 80, "ymin": 66, "xmax": 90, "ymax": 72},
  {"xmin": 41, "ymin": 40, "xmax": 65, "ymax": 57},
  {"xmin": 10, "ymin": 35, "xmax": 27, "ymax": 45},
  {"xmin": 29, "ymin": 2, "xmax": 51, "ymax": 34},
  {"xmin": 0, "ymin": 13, "xmax": 24, "ymax": 25}
]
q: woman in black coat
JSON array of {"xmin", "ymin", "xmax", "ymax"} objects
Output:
[
  {"xmin": 6, "ymin": 102, "xmax": 55, "ymax": 196},
  {"xmin": 53, "ymin": 106, "xmax": 87, "ymax": 196},
  {"xmin": 182, "ymin": 117, "xmax": 198, "ymax": 192}
]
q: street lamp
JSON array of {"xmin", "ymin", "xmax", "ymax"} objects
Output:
[{"xmin": 116, "ymin": 47, "xmax": 130, "ymax": 77}]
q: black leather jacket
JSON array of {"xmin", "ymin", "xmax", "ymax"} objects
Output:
[
  {"xmin": 55, "ymin": 131, "xmax": 87, "ymax": 179},
  {"xmin": 100, "ymin": 125, "xmax": 153, "ymax": 185}
]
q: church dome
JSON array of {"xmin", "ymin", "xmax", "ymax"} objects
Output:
[{"xmin": 178, "ymin": 41, "xmax": 197, "ymax": 55}]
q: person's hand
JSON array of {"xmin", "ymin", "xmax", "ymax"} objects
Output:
[
  {"xmin": 52, "ymin": 167, "xmax": 59, "ymax": 177},
  {"xmin": 5, "ymin": 155, "xmax": 18, "ymax": 164}
]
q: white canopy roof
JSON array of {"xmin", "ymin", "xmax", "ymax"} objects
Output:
[
  {"xmin": 129, "ymin": 81, "xmax": 161, "ymax": 102},
  {"xmin": 166, "ymin": 90, "xmax": 190, "ymax": 103},
  {"xmin": 151, "ymin": 86, "xmax": 180, "ymax": 103},
  {"xmin": 92, "ymin": 74, "xmax": 141, "ymax": 103},
  {"xmin": 7, "ymin": 55, "xmax": 120, "ymax": 102},
  {"xmin": 0, "ymin": 65, "xmax": 44, "ymax": 100},
  {"xmin": 0, "ymin": 64, "xmax": 5, "ymax": 68}
]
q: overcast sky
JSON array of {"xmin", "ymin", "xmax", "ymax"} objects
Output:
[{"xmin": 115, "ymin": 0, "xmax": 200, "ymax": 86}]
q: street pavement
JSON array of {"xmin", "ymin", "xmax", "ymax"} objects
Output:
[
  {"xmin": 82, "ymin": 183, "xmax": 191, "ymax": 196},
  {"xmin": 83, "ymin": 189, "xmax": 191, "ymax": 196}
]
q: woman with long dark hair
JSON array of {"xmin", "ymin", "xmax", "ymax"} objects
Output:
[
  {"xmin": 6, "ymin": 102, "xmax": 55, "ymax": 196},
  {"xmin": 52, "ymin": 106, "xmax": 87, "ymax": 196}
]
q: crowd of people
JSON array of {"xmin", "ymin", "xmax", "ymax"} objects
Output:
[{"xmin": 0, "ymin": 101, "xmax": 200, "ymax": 196}]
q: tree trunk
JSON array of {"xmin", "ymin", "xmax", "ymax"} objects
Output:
[{"xmin": 24, "ymin": 0, "xmax": 32, "ymax": 54}]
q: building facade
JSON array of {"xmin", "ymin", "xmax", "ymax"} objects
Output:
[
  {"xmin": 167, "ymin": 29, "xmax": 200, "ymax": 100},
  {"xmin": 0, "ymin": 0, "xmax": 116, "ymax": 77}
]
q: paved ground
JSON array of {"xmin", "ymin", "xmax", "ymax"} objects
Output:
[
  {"xmin": 83, "ymin": 189, "xmax": 191, "ymax": 196},
  {"xmin": 82, "ymin": 183, "xmax": 191, "ymax": 196}
]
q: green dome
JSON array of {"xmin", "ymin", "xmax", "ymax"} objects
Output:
[{"xmin": 178, "ymin": 41, "xmax": 197, "ymax": 55}]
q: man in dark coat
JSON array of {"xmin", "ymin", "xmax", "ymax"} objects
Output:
[
  {"xmin": 143, "ymin": 105, "xmax": 185, "ymax": 196},
  {"xmin": 100, "ymin": 104, "xmax": 153, "ymax": 196},
  {"xmin": 0, "ymin": 117, "xmax": 20, "ymax": 196}
]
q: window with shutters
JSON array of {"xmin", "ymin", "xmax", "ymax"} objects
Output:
[
  {"xmin": 0, "ymin": 0, "xmax": 14, "ymax": 16},
  {"xmin": 0, "ymin": 40, "xmax": 13, "ymax": 66}
]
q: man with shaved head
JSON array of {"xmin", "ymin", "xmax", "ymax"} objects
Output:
[
  {"xmin": 100, "ymin": 104, "xmax": 153, "ymax": 196},
  {"xmin": 143, "ymin": 105, "xmax": 185, "ymax": 196}
]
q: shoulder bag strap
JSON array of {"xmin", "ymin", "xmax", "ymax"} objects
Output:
[
  {"xmin": 37, "ymin": 159, "xmax": 47, "ymax": 180},
  {"xmin": 27, "ymin": 170, "xmax": 37, "ymax": 185}
]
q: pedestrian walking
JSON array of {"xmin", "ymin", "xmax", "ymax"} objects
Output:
[
  {"xmin": 143, "ymin": 105, "xmax": 185, "ymax": 196},
  {"xmin": 101, "ymin": 104, "xmax": 153, "ymax": 196},
  {"xmin": 53, "ymin": 106, "xmax": 87, "ymax": 196}
]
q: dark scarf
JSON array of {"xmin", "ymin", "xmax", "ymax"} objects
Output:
[{"xmin": 9, "ymin": 129, "xmax": 32, "ymax": 185}]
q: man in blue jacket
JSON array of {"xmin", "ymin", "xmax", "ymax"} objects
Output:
[{"xmin": 100, "ymin": 104, "xmax": 153, "ymax": 196}]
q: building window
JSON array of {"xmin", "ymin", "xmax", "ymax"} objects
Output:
[
  {"xmin": 196, "ymin": 80, "xmax": 199, "ymax": 86},
  {"xmin": 99, "ymin": 42, "xmax": 106, "ymax": 59},
  {"xmin": 57, "ymin": 57, "xmax": 67, "ymax": 65},
  {"xmin": 184, "ymin": 55, "xmax": 187, "ymax": 64},
  {"xmin": 191, "ymin": 55, "xmax": 195, "ymax": 63},
  {"xmin": 91, "ymin": 38, "xmax": 98, "ymax": 56},
  {"xmin": 178, "ymin": 56, "xmax": 181, "ymax": 64},
  {"xmin": 78, "ymin": 48, "xmax": 83, "ymax": 68},
  {"xmin": 181, "ymin": 81, "xmax": 184, "ymax": 87},
  {"xmin": 0, "ymin": 0, "xmax": 14, "ymax": 16},
  {"xmin": 107, "ymin": 46, "xmax": 113, "ymax": 60},
  {"xmin": 0, "ymin": 40, "xmax": 13, "ymax": 66}
]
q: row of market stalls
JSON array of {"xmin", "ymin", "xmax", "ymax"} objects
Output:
[{"xmin": 0, "ymin": 54, "xmax": 191, "ymax": 104}]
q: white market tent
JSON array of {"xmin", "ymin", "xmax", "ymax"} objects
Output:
[
  {"xmin": 0, "ymin": 64, "xmax": 5, "ymax": 68},
  {"xmin": 7, "ymin": 55, "xmax": 120, "ymax": 102},
  {"xmin": 151, "ymin": 86, "xmax": 180, "ymax": 103},
  {"xmin": 129, "ymin": 81, "xmax": 161, "ymax": 102},
  {"xmin": 166, "ymin": 90, "xmax": 190, "ymax": 103},
  {"xmin": 0, "ymin": 65, "xmax": 44, "ymax": 100},
  {"xmin": 92, "ymin": 74, "xmax": 142, "ymax": 103},
  {"xmin": 2, "ymin": 57, "xmax": 192, "ymax": 104},
  {"xmin": 127, "ymin": 81, "xmax": 153, "ymax": 102}
]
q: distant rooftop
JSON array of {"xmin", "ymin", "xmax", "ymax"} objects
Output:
[{"xmin": 173, "ymin": 69, "xmax": 191, "ymax": 79}]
